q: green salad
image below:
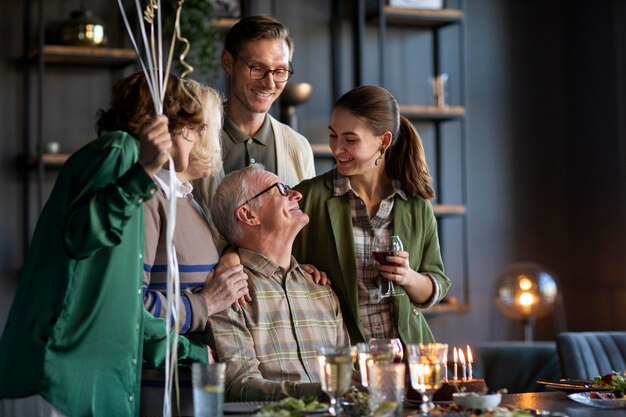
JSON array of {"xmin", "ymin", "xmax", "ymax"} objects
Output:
[
  {"xmin": 594, "ymin": 370, "xmax": 626, "ymax": 396},
  {"xmin": 255, "ymin": 396, "xmax": 327, "ymax": 417}
]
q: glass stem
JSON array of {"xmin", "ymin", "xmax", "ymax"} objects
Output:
[
  {"xmin": 420, "ymin": 393, "xmax": 434, "ymax": 415},
  {"xmin": 328, "ymin": 396, "xmax": 338, "ymax": 416}
]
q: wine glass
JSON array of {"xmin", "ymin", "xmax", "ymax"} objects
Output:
[
  {"xmin": 317, "ymin": 346, "xmax": 355, "ymax": 416},
  {"xmin": 406, "ymin": 343, "xmax": 448, "ymax": 415},
  {"xmin": 357, "ymin": 341, "xmax": 394, "ymax": 387},
  {"xmin": 369, "ymin": 338, "xmax": 404, "ymax": 364},
  {"xmin": 372, "ymin": 235, "xmax": 404, "ymax": 297}
]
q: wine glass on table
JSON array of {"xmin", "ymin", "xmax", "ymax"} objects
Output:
[
  {"xmin": 317, "ymin": 346, "xmax": 355, "ymax": 416},
  {"xmin": 406, "ymin": 343, "xmax": 448, "ymax": 415},
  {"xmin": 369, "ymin": 338, "xmax": 404, "ymax": 364},
  {"xmin": 372, "ymin": 235, "xmax": 404, "ymax": 297},
  {"xmin": 357, "ymin": 340, "xmax": 394, "ymax": 387}
]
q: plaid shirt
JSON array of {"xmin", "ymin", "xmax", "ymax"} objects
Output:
[
  {"xmin": 207, "ymin": 248, "xmax": 349, "ymax": 401},
  {"xmin": 332, "ymin": 172, "xmax": 403, "ymax": 341}
]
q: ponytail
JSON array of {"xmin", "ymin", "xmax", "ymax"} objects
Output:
[{"xmin": 386, "ymin": 116, "xmax": 435, "ymax": 200}]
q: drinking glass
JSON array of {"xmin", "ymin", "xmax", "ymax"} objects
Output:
[
  {"xmin": 369, "ymin": 363, "xmax": 406, "ymax": 417},
  {"xmin": 372, "ymin": 235, "xmax": 404, "ymax": 297},
  {"xmin": 406, "ymin": 343, "xmax": 448, "ymax": 415},
  {"xmin": 192, "ymin": 362, "xmax": 226, "ymax": 417},
  {"xmin": 369, "ymin": 338, "xmax": 404, "ymax": 364},
  {"xmin": 356, "ymin": 342, "xmax": 393, "ymax": 387},
  {"xmin": 317, "ymin": 346, "xmax": 355, "ymax": 416}
]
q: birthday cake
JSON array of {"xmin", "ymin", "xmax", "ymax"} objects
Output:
[{"xmin": 432, "ymin": 378, "xmax": 488, "ymax": 401}]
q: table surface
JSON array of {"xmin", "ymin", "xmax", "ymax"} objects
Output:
[{"xmin": 489, "ymin": 391, "xmax": 623, "ymax": 417}]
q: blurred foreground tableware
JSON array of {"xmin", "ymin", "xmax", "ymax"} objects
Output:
[
  {"xmin": 407, "ymin": 343, "xmax": 447, "ymax": 415},
  {"xmin": 368, "ymin": 362, "xmax": 405, "ymax": 417},
  {"xmin": 452, "ymin": 392, "xmax": 501, "ymax": 410},
  {"xmin": 568, "ymin": 392, "xmax": 626, "ymax": 409},
  {"xmin": 317, "ymin": 346, "xmax": 355, "ymax": 416},
  {"xmin": 356, "ymin": 341, "xmax": 393, "ymax": 387},
  {"xmin": 192, "ymin": 362, "xmax": 226, "ymax": 417}
]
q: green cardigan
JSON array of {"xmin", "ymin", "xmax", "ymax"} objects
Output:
[
  {"xmin": 0, "ymin": 132, "xmax": 207, "ymax": 417},
  {"xmin": 293, "ymin": 170, "xmax": 451, "ymax": 345}
]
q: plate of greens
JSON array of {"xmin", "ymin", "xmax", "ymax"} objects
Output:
[{"xmin": 254, "ymin": 397, "xmax": 328, "ymax": 417}]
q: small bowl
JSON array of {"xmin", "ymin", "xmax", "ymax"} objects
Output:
[{"xmin": 452, "ymin": 392, "xmax": 502, "ymax": 410}]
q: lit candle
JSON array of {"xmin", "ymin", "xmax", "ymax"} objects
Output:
[
  {"xmin": 467, "ymin": 345, "xmax": 473, "ymax": 380},
  {"xmin": 444, "ymin": 347, "xmax": 449, "ymax": 381},
  {"xmin": 459, "ymin": 348, "xmax": 466, "ymax": 381},
  {"xmin": 453, "ymin": 347, "xmax": 458, "ymax": 381}
]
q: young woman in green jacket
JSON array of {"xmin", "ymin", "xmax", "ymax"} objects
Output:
[{"xmin": 293, "ymin": 85, "xmax": 451, "ymax": 346}]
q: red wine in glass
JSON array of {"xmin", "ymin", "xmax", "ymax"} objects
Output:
[
  {"xmin": 372, "ymin": 235, "xmax": 404, "ymax": 297},
  {"xmin": 372, "ymin": 251, "xmax": 396, "ymax": 266}
]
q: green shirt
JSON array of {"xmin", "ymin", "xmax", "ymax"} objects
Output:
[
  {"xmin": 0, "ymin": 131, "xmax": 208, "ymax": 417},
  {"xmin": 221, "ymin": 114, "xmax": 277, "ymax": 175}
]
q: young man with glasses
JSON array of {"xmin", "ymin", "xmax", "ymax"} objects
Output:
[
  {"xmin": 193, "ymin": 15, "xmax": 315, "ymax": 215},
  {"xmin": 207, "ymin": 165, "xmax": 348, "ymax": 401}
]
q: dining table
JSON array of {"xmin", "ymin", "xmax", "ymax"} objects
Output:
[
  {"xmin": 401, "ymin": 391, "xmax": 626, "ymax": 417},
  {"xmin": 497, "ymin": 391, "xmax": 626, "ymax": 417}
]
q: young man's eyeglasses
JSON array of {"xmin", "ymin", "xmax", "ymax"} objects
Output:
[
  {"xmin": 240, "ymin": 182, "xmax": 291, "ymax": 206},
  {"xmin": 230, "ymin": 50, "xmax": 293, "ymax": 83}
]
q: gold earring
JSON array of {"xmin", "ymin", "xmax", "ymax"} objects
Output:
[{"xmin": 374, "ymin": 148, "xmax": 384, "ymax": 166}]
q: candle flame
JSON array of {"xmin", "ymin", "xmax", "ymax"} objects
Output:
[
  {"xmin": 467, "ymin": 345, "xmax": 473, "ymax": 363},
  {"xmin": 453, "ymin": 346, "xmax": 458, "ymax": 362},
  {"xmin": 458, "ymin": 348, "xmax": 466, "ymax": 365}
]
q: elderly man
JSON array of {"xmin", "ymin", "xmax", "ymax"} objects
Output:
[{"xmin": 208, "ymin": 165, "xmax": 349, "ymax": 401}]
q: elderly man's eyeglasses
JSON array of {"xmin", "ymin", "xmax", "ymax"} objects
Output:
[
  {"xmin": 231, "ymin": 51, "xmax": 293, "ymax": 83},
  {"xmin": 240, "ymin": 182, "xmax": 290, "ymax": 206}
]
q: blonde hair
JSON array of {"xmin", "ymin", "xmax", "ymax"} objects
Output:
[{"xmin": 186, "ymin": 82, "xmax": 224, "ymax": 176}]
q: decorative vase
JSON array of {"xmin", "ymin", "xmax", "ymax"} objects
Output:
[{"xmin": 60, "ymin": 9, "xmax": 107, "ymax": 47}]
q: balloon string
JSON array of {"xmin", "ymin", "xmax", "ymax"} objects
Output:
[{"xmin": 117, "ymin": 2, "xmax": 193, "ymax": 416}]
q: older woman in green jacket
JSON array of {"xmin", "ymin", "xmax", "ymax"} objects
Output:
[{"xmin": 293, "ymin": 85, "xmax": 450, "ymax": 346}]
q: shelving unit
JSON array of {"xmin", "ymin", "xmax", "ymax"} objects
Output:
[
  {"xmin": 22, "ymin": 0, "xmax": 137, "ymax": 253},
  {"xmin": 356, "ymin": 0, "xmax": 469, "ymax": 314}
]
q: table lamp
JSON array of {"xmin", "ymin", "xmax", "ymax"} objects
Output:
[
  {"xmin": 279, "ymin": 82, "xmax": 312, "ymax": 131},
  {"xmin": 494, "ymin": 262, "xmax": 562, "ymax": 341}
]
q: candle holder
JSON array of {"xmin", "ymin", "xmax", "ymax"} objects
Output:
[{"xmin": 433, "ymin": 345, "xmax": 486, "ymax": 402}]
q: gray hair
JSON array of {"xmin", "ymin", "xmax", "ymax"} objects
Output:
[{"xmin": 210, "ymin": 164, "xmax": 266, "ymax": 245}]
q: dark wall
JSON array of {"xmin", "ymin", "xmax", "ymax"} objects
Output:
[
  {"xmin": 0, "ymin": 0, "xmax": 624, "ymax": 343},
  {"xmin": 562, "ymin": 1, "xmax": 626, "ymax": 330}
]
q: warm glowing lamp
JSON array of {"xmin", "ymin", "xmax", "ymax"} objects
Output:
[{"xmin": 495, "ymin": 262, "xmax": 561, "ymax": 341}]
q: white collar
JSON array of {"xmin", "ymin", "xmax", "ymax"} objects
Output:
[{"xmin": 153, "ymin": 169, "xmax": 194, "ymax": 199}]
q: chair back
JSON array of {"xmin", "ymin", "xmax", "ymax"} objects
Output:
[{"xmin": 557, "ymin": 331, "xmax": 626, "ymax": 380}]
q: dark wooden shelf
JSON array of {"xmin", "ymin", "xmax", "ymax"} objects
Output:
[
  {"xmin": 423, "ymin": 302, "xmax": 469, "ymax": 316},
  {"xmin": 400, "ymin": 105, "xmax": 465, "ymax": 120},
  {"xmin": 211, "ymin": 17, "xmax": 239, "ymax": 30},
  {"xmin": 368, "ymin": 7, "xmax": 463, "ymax": 28},
  {"xmin": 27, "ymin": 153, "xmax": 70, "ymax": 168},
  {"xmin": 27, "ymin": 45, "xmax": 137, "ymax": 66},
  {"xmin": 433, "ymin": 204, "xmax": 466, "ymax": 216}
]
